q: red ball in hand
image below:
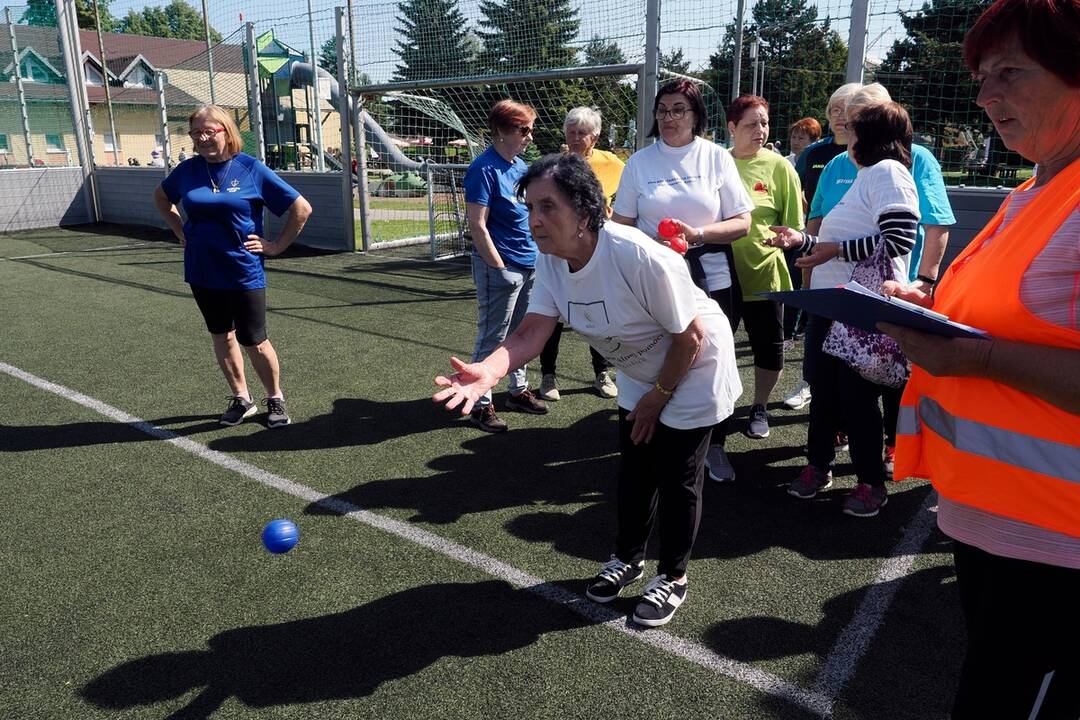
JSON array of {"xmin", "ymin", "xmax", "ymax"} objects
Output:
[
  {"xmin": 664, "ymin": 236, "xmax": 688, "ymax": 255},
  {"xmin": 658, "ymin": 218, "xmax": 680, "ymax": 239}
]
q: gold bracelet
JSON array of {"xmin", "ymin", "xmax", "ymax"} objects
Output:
[{"xmin": 654, "ymin": 381, "xmax": 675, "ymax": 396}]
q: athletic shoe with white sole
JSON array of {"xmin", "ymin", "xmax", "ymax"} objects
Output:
[
  {"xmin": 706, "ymin": 444, "xmax": 735, "ymax": 482},
  {"xmin": 266, "ymin": 397, "xmax": 291, "ymax": 428},
  {"xmin": 782, "ymin": 381, "xmax": 811, "ymax": 410},
  {"xmin": 220, "ymin": 396, "xmax": 257, "ymax": 426},
  {"xmin": 585, "ymin": 555, "xmax": 644, "ymax": 603},
  {"xmin": 632, "ymin": 575, "xmax": 687, "ymax": 627}
]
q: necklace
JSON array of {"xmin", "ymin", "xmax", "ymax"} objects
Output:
[{"xmin": 207, "ymin": 158, "xmax": 234, "ymax": 193}]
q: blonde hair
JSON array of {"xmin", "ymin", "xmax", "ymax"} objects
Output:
[
  {"xmin": 188, "ymin": 104, "xmax": 243, "ymax": 156},
  {"xmin": 826, "ymin": 82, "xmax": 865, "ymax": 116},
  {"xmin": 845, "ymin": 83, "xmax": 892, "ymax": 122}
]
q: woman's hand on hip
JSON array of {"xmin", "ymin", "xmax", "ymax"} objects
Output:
[
  {"xmin": 244, "ymin": 235, "xmax": 282, "ymax": 256},
  {"xmin": 433, "ymin": 356, "xmax": 499, "ymax": 415},
  {"xmin": 878, "ymin": 323, "xmax": 992, "ymax": 377},
  {"xmin": 794, "ymin": 242, "xmax": 839, "ymax": 269},
  {"xmin": 626, "ymin": 389, "xmax": 668, "ymax": 444}
]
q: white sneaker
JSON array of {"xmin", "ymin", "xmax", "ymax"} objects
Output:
[
  {"xmin": 538, "ymin": 373, "xmax": 560, "ymax": 401},
  {"xmin": 706, "ymin": 444, "xmax": 735, "ymax": 482},
  {"xmin": 782, "ymin": 381, "xmax": 811, "ymax": 410},
  {"xmin": 594, "ymin": 370, "xmax": 617, "ymax": 399}
]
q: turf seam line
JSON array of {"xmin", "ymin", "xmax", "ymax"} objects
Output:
[
  {"xmin": 1, "ymin": 360, "xmax": 832, "ymax": 717},
  {"xmin": 5, "ymin": 243, "xmax": 157, "ymax": 260},
  {"xmin": 812, "ymin": 491, "xmax": 939, "ymax": 710}
]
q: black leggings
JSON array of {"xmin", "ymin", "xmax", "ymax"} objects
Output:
[
  {"xmin": 614, "ymin": 408, "xmax": 711, "ymax": 578},
  {"xmin": 190, "ymin": 285, "xmax": 268, "ymax": 347},
  {"xmin": 539, "ymin": 322, "xmax": 609, "ymax": 376}
]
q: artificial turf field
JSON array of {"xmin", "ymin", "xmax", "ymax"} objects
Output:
[{"xmin": 2, "ymin": 225, "xmax": 964, "ymax": 719}]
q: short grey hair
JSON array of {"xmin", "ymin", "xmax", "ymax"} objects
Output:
[
  {"xmin": 845, "ymin": 83, "xmax": 892, "ymax": 121},
  {"xmin": 827, "ymin": 82, "xmax": 865, "ymax": 114},
  {"xmin": 563, "ymin": 106, "xmax": 602, "ymax": 137}
]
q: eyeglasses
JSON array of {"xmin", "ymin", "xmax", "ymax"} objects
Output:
[
  {"xmin": 827, "ymin": 106, "xmax": 846, "ymax": 117},
  {"xmin": 188, "ymin": 127, "xmax": 226, "ymax": 141},
  {"xmin": 512, "ymin": 124, "xmax": 534, "ymax": 137},
  {"xmin": 655, "ymin": 107, "xmax": 690, "ymax": 120}
]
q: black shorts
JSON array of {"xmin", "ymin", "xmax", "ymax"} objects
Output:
[
  {"xmin": 190, "ymin": 285, "xmax": 268, "ymax": 346},
  {"xmin": 740, "ymin": 298, "xmax": 785, "ymax": 372}
]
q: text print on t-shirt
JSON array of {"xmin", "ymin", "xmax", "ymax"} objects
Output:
[{"xmin": 647, "ymin": 174, "xmax": 705, "ymax": 187}]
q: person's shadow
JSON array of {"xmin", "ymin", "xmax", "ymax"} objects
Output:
[{"xmin": 81, "ymin": 579, "xmax": 595, "ymax": 718}]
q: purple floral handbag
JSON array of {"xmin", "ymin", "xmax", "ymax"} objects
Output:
[{"xmin": 821, "ymin": 239, "xmax": 910, "ymax": 388}]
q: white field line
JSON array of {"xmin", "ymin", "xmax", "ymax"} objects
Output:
[
  {"xmin": 814, "ymin": 491, "xmax": 939, "ymax": 710},
  {"xmin": 1, "ymin": 361, "xmax": 832, "ymax": 717},
  {"xmin": 6, "ymin": 242, "xmax": 157, "ymax": 260}
]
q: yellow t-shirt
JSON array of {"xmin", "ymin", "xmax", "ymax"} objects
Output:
[
  {"xmin": 587, "ymin": 149, "xmax": 626, "ymax": 205},
  {"xmin": 731, "ymin": 149, "xmax": 805, "ymax": 301}
]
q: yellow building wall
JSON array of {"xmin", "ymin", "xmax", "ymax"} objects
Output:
[{"xmin": 167, "ymin": 68, "xmax": 249, "ymax": 111}]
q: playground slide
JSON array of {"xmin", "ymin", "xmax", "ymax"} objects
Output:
[{"xmin": 289, "ymin": 62, "xmax": 429, "ymax": 173}]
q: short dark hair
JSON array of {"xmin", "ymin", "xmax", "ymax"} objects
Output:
[
  {"xmin": 850, "ymin": 102, "xmax": 913, "ymax": 169},
  {"xmin": 964, "ymin": 0, "xmax": 1080, "ymax": 87},
  {"xmin": 726, "ymin": 94, "xmax": 769, "ymax": 126},
  {"xmin": 648, "ymin": 79, "xmax": 708, "ymax": 138},
  {"xmin": 516, "ymin": 153, "xmax": 607, "ymax": 232}
]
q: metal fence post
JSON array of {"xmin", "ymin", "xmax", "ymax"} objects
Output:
[
  {"xmin": 731, "ymin": 0, "xmax": 746, "ymax": 101},
  {"xmin": 354, "ymin": 100, "xmax": 371, "ymax": 252},
  {"xmin": 92, "ymin": 0, "xmax": 120, "ymax": 166},
  {"xmin": 54, "ymin": 0, "xmax": 98, "ymax": 220},
  {"xmin": 306, "ymin": 0, "xmax": 325, "ymax": 171},
  {"xmin": 335, "ymin": 7, "xmax": 356, "ymax": 252},
  {"xmin": 201, "ymin": 0, "xmax": 216, "ymax": 104},
  {"xmin": 155, "ymin": 71, "xmax": 172, "ymax": 172},
  {"xmin": 425, "ymin": 161, "xmax": 436, "ymax": 260},
  {"xmin": 5, "ymin": 9, "xmax": 34, "ymax": 167},
  {"xmin": 638, "ymin": 0, "xmax": 660, "ymax": 150},
  {"xmin": 244, "ymin": 22, "xmax": 266, "ymax": 163},
  {"xmin": 846, "ymin": 0, "xmax": 871, "ymax": 83}
]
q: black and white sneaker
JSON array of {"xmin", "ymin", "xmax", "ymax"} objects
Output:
[
  {"xmin": 585, "ymin": 555, "xmax": 645, "ymax": 603},
  {"xmin": 632, "ymin": 575, "xmax": 687, "ymax": 627},
  {"xmin": 220, "ymin": 396, "xmax": 257, "ymax": 426}
]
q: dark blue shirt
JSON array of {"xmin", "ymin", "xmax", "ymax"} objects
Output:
[
  {"xmin": 161, "ymin": 153, "xmax": 300, "ymax": 290},
  {"xmin": 463, "ymin": 146, "xmax": 536, "ymax": 270}
]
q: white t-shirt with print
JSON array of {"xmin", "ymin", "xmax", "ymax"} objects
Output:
[
  {"xmin": 810, "ymin": 158, "xmax": 920, "ymax": 289},
  {"xmin": 613, "ymin": 137, "xmax": 754, "ymax": 292},
  {"xmin": 528, "ymin": 221, "xmax": 742, "ymax": 429}
]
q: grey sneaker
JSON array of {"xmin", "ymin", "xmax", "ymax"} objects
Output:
[
  {"xmin": 746, "ymin": 403, "xmax": 770, "ymax": 439},
  {"xmin": 782, "ymin": 381, "xmax": 811, "ymax": 410},
  {"xmin": 843, "ymin": 483, "xmax": 888, "ymax": 517},
  {"xmin": 220, "ymin": 396, "xmax": 257, "ymax": 426},
  {"xmin": 632, "ymin": 575, "xmax": 688, "ymax": 627},
  {"xmin": 706, "ymin": 444, "xmax": 735, "ymax": 482},
  {"xmin": 594, "ymin": 370, "xmax": 618, "ymax": 399},
  {"xmin": 266, "ymin": 397, "xmax": 290, "ymax": 428},
  {"xmin": 585, "ymin": 555, "xmax": 645, "ymax": 603},
  {"xmin": 787, "ymin": 465, "xmax": 834, "ymax": 499},
  {"xmin": 538, "ymin": 373, "xmax": 560, "ymax": 401}
]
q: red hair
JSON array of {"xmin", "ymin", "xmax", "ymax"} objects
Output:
[
  {"xmin": 789, "ymin": 117, "xmax": 822, "ymax": 140},
  {"xmin": 488, "ymin": 100, "xmax": 537, "ymax": 134},
  {"xmin": 726, "ymin": 95, "xmax": 769, "ymax": 125},
  {"xmin": 964, "ymin": 0, "xmax": 1080, "ymax": 87}
]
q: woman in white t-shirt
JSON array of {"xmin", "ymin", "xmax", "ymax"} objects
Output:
[
  {"xmin": 768, "ymin": 102, "xmax": 920, "ymax": 518},
  {"xmin": 434, "ymin": 153, "xmax": 741, "ymax": 628},
  {"xmin": 610, "ymin": 78, "xmax": 752, "ymax": 483}
]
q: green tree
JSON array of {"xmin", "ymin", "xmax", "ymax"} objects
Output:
[
  {"xmin": 876, "ymin": 0, "xmax": 996, "ymax": 165},
  {"xmin": 582, "ymin": 36, "xmax": 634, "ymax": 150},
  {"xmin": 22, "ymin": 0, "xmax": 116, "ymax": 30},
  {"xmin": 659, "ymin": 47, "xmax": 690, "ymax": 75},
  {"xmin": 118, "ymin": 0, "xmax": 221, "ymax": 42},
  {"xmin": 707, "ymin": 0, "xmax": 846, "ymax": 144},
  {"xmin": 475, "ymin": 0, "xmax": 585, "ymax": 153},
  {"xmin": 393, "ymin": 0, "xmax": 474, "ymax": 81},
  {"xmin": 318, "ymin": 37, "xmax": 339, "ymax": 75}
]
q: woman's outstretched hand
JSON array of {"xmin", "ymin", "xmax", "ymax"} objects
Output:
[{"xmin": 433, "ymin": 356, "xmax": 499, "ymax": 415}]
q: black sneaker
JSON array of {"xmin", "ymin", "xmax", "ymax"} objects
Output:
[
  {"xmin": 220, "ymin": 396, "xmax": 257, "ymax": 426},
  {"xmin": 266, "ymin": 397, "xmax": 290, "ymax": 428},
  {"xmin": 746, "ymin": 403, "xmax": 770, "ymax": 439},
  {"xmin": 632, "ymin": 575, "xmax": 687, "ymax": 627},
  {"xmin": 470, "ymin": 404, "xmax": 508, "ymax": 433},
  {"xmin": 505, "ymin": 389, "xmax": 548, "ymax": 415},
  {"xmin": 585, "ymin": 555, "xmax": 645, "ymax": 603}
]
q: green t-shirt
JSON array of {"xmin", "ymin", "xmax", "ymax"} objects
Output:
[{"xmin": 731, "ymin": 150, "xmax": 804, "ymax": 301}]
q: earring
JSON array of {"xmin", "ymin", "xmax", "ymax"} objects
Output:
[{"xmin": 577, "ymin": 231, "xmax": 583, "ymax": 238}]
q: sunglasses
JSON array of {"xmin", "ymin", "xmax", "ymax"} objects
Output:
[
  {"xmin": 510, "ymin": 124, "xmax": 533, "ymax": 137},
  {"xmin": 189, "ymin": 127, "xmax": 226, "ymax": 141}
]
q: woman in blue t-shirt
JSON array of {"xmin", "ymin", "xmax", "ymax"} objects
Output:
[{"xmin": 153, "ymin": 105, "xmax": 312, "ymax": 428}]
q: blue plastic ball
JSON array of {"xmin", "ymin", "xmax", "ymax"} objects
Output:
[{"xmin": 262, "ymin": 519, "xmax": 299, "ymax": 554}]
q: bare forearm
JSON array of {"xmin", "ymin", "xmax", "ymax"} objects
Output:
[
  {"xmin": 979, "ymin": 340, "xmax": 1080, "ymax": 415},
  {"xmin": 273, "ymin": 199, "xmax": 312, "ymax": 252},
  {"xmin": 657, "ymin": 321, "xmax": 705, "ymax": 391},
  {"xmin": 805, "ymin": 216, "xmax": 822, "ymax": 236},
  {"xmin": 467, "ymin": 220, "xmax": 503, "ymax": 268},
  {"xmin": 479, "ymin": 314, "xmax": 556, "ymax": 380},
  {"xmin": 918, "ymin": 226, "xmax": 949, "ymax": 280},
  {"xmin": 153, "ymin": 192, "xmax": 184, "ymax": 242},
  {"xmin": 699, "ymin": 213, "xmax": 751, "ymax": 245}
]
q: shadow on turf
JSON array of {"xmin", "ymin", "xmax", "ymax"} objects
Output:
[
  {"xmin": 80, "ymin": 579, "xmax": 595, "ymax": 717},
  {"xmin": 0, "ymin": 415, "xmax": 220, "ymax": 451},
  {"xmin": 302, "ymin": 405, "xmax": 620, "ymax": 530}
]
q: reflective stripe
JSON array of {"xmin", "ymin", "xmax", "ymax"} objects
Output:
[
  {"xmin": 896, "ymin": 405, "xmax": 920, "ymax": 436},
  {"xmin": 919, "ymin": 397, "xmax": 1080, "ymax": 484}
]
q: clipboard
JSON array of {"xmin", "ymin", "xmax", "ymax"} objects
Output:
[{"xmin": 761, "ymin": 281, "xmax": 989, "ymax": 339}]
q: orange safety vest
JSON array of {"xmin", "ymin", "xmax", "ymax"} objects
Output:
[{"xmin": 895, "ymin": 156, "xmax": 1080, "ymax": 538}]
